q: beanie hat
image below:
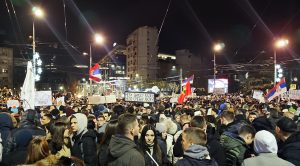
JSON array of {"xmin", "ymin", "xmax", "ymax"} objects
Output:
[
  {"xmin": 155, "ymin": 123, "xmax": 166, "ymax": 134},
  {"xmin": 276, "ymin": 117, "xmax": 297, "ymax": 133}
]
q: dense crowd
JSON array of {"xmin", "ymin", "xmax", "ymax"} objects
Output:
[{"xmin": 0, "ymin": 93, "xmax": 300, "ymax": 166}]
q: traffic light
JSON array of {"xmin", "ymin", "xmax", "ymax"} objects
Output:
[{"xmin": 275, "ymin": 64, "xmax": 283, "ymax": 82}]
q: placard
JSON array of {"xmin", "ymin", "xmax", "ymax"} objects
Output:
[
  {"xmin": 35, "ymin": 91, "xmax": 52, "ymax": 106},
  {"xmin": 7, "ymin": 100, "xmax": 20, "ymax": 108},
  {"xmin": 88, "ymin": 96, "xmax": 106, "ymax": 104},
  {"xmin": 125, "ymin": 92, "xmax": 155, "ymax": 103},
  {"xmin": 105, "ymin": 95, "xmax": 117, "ymax": 103},
  {"xmin": 56, "ymin": 96, "xmax": 65, "ymax": 106}
]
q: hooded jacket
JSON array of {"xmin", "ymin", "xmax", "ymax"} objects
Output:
[
  {"xmin": 175, "ymin": 144, "xmax": 218, "ymax": 166},
  {"xmin": 242, "ymin": 130, "xmax": 294, "ymax": 166},
  {"xmin": 107, "ymin": 135, "xmax": 145, "ymax": 166},
  {"xmin": 278, "ymin": 131, "xmax": 300, "ymax": 166},
  {"xmin": 70, "ymin": 113, "xmax": 97, "ymax": 166},
  {"xmin": 220, "ymin": 134, "xmax": 249, "ymax": 166}
]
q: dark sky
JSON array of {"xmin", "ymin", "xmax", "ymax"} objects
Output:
[{"xmin": 1, "ymin": 0, "xmax": 300, "ymax": 63}]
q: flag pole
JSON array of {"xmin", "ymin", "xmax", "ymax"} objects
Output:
[{"xmin": 180, "ymin": 68, "xmax": 182, "ymax": 93}]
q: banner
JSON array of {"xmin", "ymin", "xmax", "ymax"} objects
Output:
[
  {"xmin": 35, "ymin": 91, "xmax": 52, "ymax": 106},
  {"xmin": 288, "ymin": 90, "xmax": 300, "ymax": 100},
  {"xmin": 213, "ymin": 88, "xmax": 226, "ymax": 95},
  {"xmin": 290, "ymin": 84, "xmax": 297, "ymax": 90},
  {"xmin": 125, "ymin": 92, "xmax": 155, "ymax": 103},
  {"xmin": 88, "ymin": 95, "xmax": 116, "ymax": 104}
]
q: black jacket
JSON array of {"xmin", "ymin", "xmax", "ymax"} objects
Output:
[
  {"xmin": 176, "ymin": 156, "xmax": 219, "ymax": 166},
  {"xmin": 278, "ymin": 131, "xmax": 300, "ymax": 166},
  {"xmin": 207, "ymin": 125, "xmax": 225, "ymax": 166},
  {"xmin": 98, "ymin": 138, "xmax": 110, "ymax": 166},
  {"xmin": 71, "ymin": 129, "xmax": 97, "ymax": 166},
  {"xmin": 107, "ymin": 135, "xmax": 145, "ymax": 166}
]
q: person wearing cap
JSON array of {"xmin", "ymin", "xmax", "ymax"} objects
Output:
[
  {"xmin": 242, "ymin": 130, "xmax": 294, "ymax": 166},
  {"xmin": 276, "ymin": 117, "xmax": 300, "ymax": 166}
]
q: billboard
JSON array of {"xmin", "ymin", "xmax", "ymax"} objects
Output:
[{"xmin": 208, "ymin": 79, "xmax": 228, "ymax": 94}]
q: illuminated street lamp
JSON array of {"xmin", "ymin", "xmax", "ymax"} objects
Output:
[
  {"xmin": 89, "ymin": 33, "xmax": 105, "ymax": 94},
  {"xmin": 32, "ymin": 6, "xmax": 44, "ymax": 82},
  {"xmin": 274, "ymin": 38, "xmax": 288, "ymax": 84},
  {"xmin": 213, "ymin": 42, "xmax": 225, "ymax": 92}
]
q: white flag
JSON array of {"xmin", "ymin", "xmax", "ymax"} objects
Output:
[{"xmin": 21, "ymin": 61, "xmax": 35, "ymax": 110}]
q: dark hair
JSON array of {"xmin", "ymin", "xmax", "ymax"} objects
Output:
[
  {"xmin": 238, "ymin": 124, "xmax": 256, "ymax": 138},
  {"xmin": 139, "ymin": 125, "xmax": 162, "ymax": 165},
  {"xmin": 117, "ymin": 113, "xmax": 137, "ymax": 135},
  {"xmin": 100, "ymin": 120, "xmax": 118, "ymax": 145},
  {"xmin": 113, "ymin": 105, "xmax": 125, "ymax": 116},
  {"xmin": 276, "ymin": 116, "xmax": 297, "ymax": 133},
  {"xmin": 221, "ymin": 111, "xmax": 235, "ymax": 121},
  {"xmin": 190, "ymin": 116, "xmax": 206, "ymax": 129},
  {"xmin": 49, "ymin": 122, "xmax": 67, "ymax": 154}
]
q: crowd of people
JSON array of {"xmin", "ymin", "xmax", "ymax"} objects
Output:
[{"xmin": 0, "ymin": 93, "xmax": 300, "ymax": 166}]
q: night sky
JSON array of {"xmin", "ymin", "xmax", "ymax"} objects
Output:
[{"xmin": 1, "ymin": 0, "xmax": 300, "ymax": 64}]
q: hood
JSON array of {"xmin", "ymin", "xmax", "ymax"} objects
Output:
[
  {"xmin": 109, "ymin": 135, "xmax": 138, "ymax": 158},
  {"xmin": 184, "ymin": 144, "xmax": 210, "ymax": 160},
  {"xmin": 73, "ymin": 113, "xmax": 88, "ymax": 134},
  {"xmin": 284, "ymin": 131, "xmax": 300, "ymax": 146},
  {"xmin": 15, "ymin": 129, "xmax": 33, "ymax": 148},
  {"xmin": 0, "ymin": 113, "xmax": 13, "ymax": 130},
  {"xmin": 254, "ymin": 130, "xmax": 277, "ymax": 154}
]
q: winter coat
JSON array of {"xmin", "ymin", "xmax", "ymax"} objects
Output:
[
  {"xmin": 207, "ymin": 126, "xmax": 225, "ymax": 166},
  {"xmin": 71, "ymin": 129, "xmax": 97, "ymax": 166},
  {"xmin": 98, "ymin": 138, "xmax": 110, "ymax": 166},
  {"xmin": 175, "ymin": 144, "xmax": 218, "ymax": 166},
  {"xmin": 220, "ymin": 134, "xmax": 250, "ymax": 166},
  {"xmin": 107, "ymin": 135, "xmax": 145, "ymax": 166},
  {"xmin": 242, "ymin": 153, "xmax": 294, "ymax": 166},
  {"xmin": 278, "ymin": 131, "xmax": 300, "ymax": 166}
]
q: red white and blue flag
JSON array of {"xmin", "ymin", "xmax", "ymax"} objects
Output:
[
  {"xmin": 182, "ymin": 75, "xmax": 194, "ymax": 86},
  {"xmin": 89, "ymin": 63, "xmax": 102, "ymax": 82},
  {"xmin": 265, "ymin": 78, "xmax": 287, "ymax": 101}
]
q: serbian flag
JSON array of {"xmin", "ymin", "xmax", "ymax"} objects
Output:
[
  {"xmin": 265, "ymin": 78, "xmax": 287, "ymax": 101},
  {"xmin": 89, "ymin": 63, "xmax": 102, "ymax": 82},
  {"xmin": 178, "ymin": 81, "xmax": 192, "ymax": 104},
  {"xmin": 182, "ymin": 75, "xmax": 194, "ymax": 86}
]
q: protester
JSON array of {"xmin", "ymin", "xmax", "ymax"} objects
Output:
[
  {"xmin": 276, "ymin": 117, "xmax": 300, "ymax": 166},
  {"xmin": 70, "ymin": 113, "xmax": 97, "ymax": 166},
  {"xmin": 98, "ymin": 119, "xmax": 118, "ymax": 166},
  {"xmin": 176, "ymin": 127, "xmax": 218, "ymax": 166},
  {"xmin": 107, "ymin": 113, "xmax": 145, "ymax": 166},
  {"xmin": 221, "ymin": 124, "xmax": 256, "ymax": 166},
  {"xmin": 24, "ymin": 136, "xmax": 58, "ymax": 165},
  {"xmin": 139, "ymin": 124, "xmax": 165, "ymax": 166},
  {"xmin": 242, "ymin": 130, "xmax": 294, "ymax": 166}
]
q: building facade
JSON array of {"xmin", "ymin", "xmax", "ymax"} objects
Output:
[
  {"xmin": 0, "ymin": 47, "xmax": 13, "ymax": 88},
  {"xmin": 99, "ymin": 45, "xmax": 127, "ymax": 80},
  {"xmin": 126, "ymin": 26, "xmax": 158, "ymax": 80}
]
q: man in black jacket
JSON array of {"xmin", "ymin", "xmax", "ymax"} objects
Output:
[
  {"xmin": 70, "ymin": 113, "xmax": 97, "ymax": 166},
  {"xmin": 276, "ymin": 117, "xmax": 300, "ymax": 166},
  {"xmin": 107, "ymin": 113, "xmax": 145, "ymax": 166}
]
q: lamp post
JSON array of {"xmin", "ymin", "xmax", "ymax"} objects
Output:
[
  {"xmin": 89, "ymin": 33, "xmax": 104, "ymax": 95},
  {"xmin": 32, "ymin": 7, "xmax": 44, "ymax": 84},
  {"xmin": 213, "ymin": 42, "xmax": 225, "ymax": 92},
  {"xmin": 274, "ymin": 38, "xmax": 288, "ymax": 85}
]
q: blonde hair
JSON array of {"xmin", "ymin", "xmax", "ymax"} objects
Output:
[{"xmin": 26, "ymin": 136, "xmax": 50, "ymax": 164}]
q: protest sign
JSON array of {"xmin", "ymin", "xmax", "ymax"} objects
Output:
[
  {"xmin": 56, "ymin": 96, "xmax": 65, "ymax": 106},
  {"xmin": 105, "ymin": 95, "xmax": 117, "ymax": 103},
  {"xmin": 125, "ymin": 92, "xmax": 155, "ymax": 103},
  {"xmin": 7, "ymin": 100, "xmax": 20, "ymax": 108},
  {"xmin": 88, "ymin": 96, "xmax": 106, "ymax": 104},
  {"xmin": 35, "ymin": 91, "xmax": 52, "ymax": 106}
]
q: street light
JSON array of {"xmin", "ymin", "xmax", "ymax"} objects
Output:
[
  {"xmin": 213, "ymin": 42, "xmax": 225, "ymax": 92},
  {"xmin": 32, "ymin": 6, "xmax": 44, "ymax": 83},
  {"xmin": 274, "ymin": 38, "xmax": 288, "ymax": 84},
  {"xmin": 89, "ymin": 33, "xmax": 105, "ymax": 95}
]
